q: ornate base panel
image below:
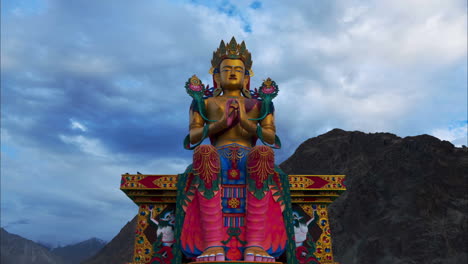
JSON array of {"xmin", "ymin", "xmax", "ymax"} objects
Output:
[
  {"xmin": 132, "ymin": 204, "xmax": 184, "ymax": 264},
  {"xmin": 122, "ymin": 174, "xmax": 345, "ymax": 264},
  {"xmin": 293, "ymin": 204, "xmax": 339, "ymax": 264}
]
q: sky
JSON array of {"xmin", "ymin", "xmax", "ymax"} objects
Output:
[{"xmin": 1, "ymin": 0, "xmax": 466, "ymax": 246}]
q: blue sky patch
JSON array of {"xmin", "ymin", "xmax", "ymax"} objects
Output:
[{"xmin": 250, "ymin": 1, "xmax": 262, "ymax": 10}]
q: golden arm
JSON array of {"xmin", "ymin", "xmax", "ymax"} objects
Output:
[
  {"xmin": 239, "ymin": 111, "xmax": 276, "ymax": 145},
  {"xmin": 259, "ymin": 113, "xmax": 276, "ymax": 145},
  {"xmin": 189, "ymin": 109, "xmax": 228, "ymax": 145}
]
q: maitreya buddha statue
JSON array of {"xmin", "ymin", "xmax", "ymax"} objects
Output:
[{"xmin": 176, "ymin": 37, "xmax": 295, "ymax": 263}]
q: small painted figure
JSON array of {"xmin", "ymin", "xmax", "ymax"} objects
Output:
[
  {"xmin": 150, "ymin": 209, "xmax": 175, "ymax": 247},
  {"xmin": 293, "ymin": 209, "xmax": 318, "ymax": 247}
]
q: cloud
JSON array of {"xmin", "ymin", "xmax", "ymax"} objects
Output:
[
  {"xmin": 1, "ymin": 137, "xmax": 161, "ymax": 244},
  {"xmin": 431, "ymin": 121, "xmax": 468, "ymax": 147},
  {"xmin": 3, "ymin": 219, "xmax": 31, "ymax": 229},
  {"xmin": 70, "ymin": 119, "xmax": 87, "ymax": 132},
  {"xmin": 59, "ymin": 134, "xmax": 108, "ymax": 157},
  {"xmin": 246, "ymin": 0, "xmax": 466, "ymax": 148}
]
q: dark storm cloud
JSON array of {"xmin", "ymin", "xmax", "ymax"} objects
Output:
[
  {"xmin": 1, "ymin": 0, "xmax": 221, "ymax": 161},
  {"xmin": 2, "ymin": 68, "xmax": 188, "ymax": 159},
  {"xmin": 3, "ymin": 219, "xmax": 31, "ymax": 229}
]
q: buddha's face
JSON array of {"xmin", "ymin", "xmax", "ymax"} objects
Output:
[{"xmin": 219, "ymin": 59, "xmax": 246, "ymax": 91}]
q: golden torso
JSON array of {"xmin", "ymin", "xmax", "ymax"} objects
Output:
[
  {"xmin": 189, "ymin": 58, "xmax": 276, "ymax": 148},
  {"xmin": 205, "ymin": 96, "xmax": 260, "ymax": 147}
]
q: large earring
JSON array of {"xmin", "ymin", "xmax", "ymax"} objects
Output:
[
  {"xmin": 242, "ymin": 76, "xmax": 252, "ymax": 98},
  {"xmin": 213, "ymin": 87, "xmax": 222, "ymax": 97},
  {"xmin": 213, "ymin": 72, "xmax": 222, "ymax": 96},
  {"xmin": 241, "ymin": 87, "xmax": 251, "ymax": 98}
]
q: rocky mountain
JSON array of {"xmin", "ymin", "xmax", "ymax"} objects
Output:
[
  {"xmin": 51, "ymin": 238, "xmax": 106, "ymax": 264},
  {"xmin": 280, "ymin": 129, "xmax": 468, "ymax": 264},
  {"xmin": 1, "ymin": 228, "xmax": 107, "ymax": 264},
  {"xmin": 82, "ymin": 216, "xmax": 137, "ymax": 264},
  {"xmin": 0, "ymin": 228, "xmax": 64, "ymax": 264}
]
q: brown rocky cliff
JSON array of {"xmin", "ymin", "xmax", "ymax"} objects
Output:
[
  {"xmin": 0, "ymin": 228, "xmax": 65, "ymax": 264},
  {"xmin": 280, "ymin": 129, "xmax": 468, "ymax": 264},
  {"xmin": 51, "ymin": 238, "xmax": 105, "ymax": 264},
  {"xmin": 81, "ymin": 216, "xmax": 137, "ymax": 264}
]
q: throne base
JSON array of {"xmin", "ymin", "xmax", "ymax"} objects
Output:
[{"xmin": 121, "ymin": 174, "xmax": 346, "ymax": 264}]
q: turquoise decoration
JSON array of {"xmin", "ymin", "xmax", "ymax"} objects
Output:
[
  {"xmin": 276, "ymin": 165, "xmax": 299, "ymax": 264},
  {"xmin": 256, "ymin": 125, "xmax": 282, "ymax": 149},
  {"xmin": 185, "ymin": 75, "xmax": 216, "ymax": 122},
  {"xmin": 221, "ymin": 227, "xmax": 247, "ymax": 245},
  {"xmin": 184, "ymin": 75, "xmax": 212, "ymax": 150},
  {"xmin": 172, "ymin": 165, "xmax": 191, "ymax": 264},
  {"xmin": 251, "ymin": 78, "xmax": 282, "ymax": 149},
  {"xmin": 183, "ymin": 124, "xmax": 209, "ymax": 150},
  {"xmin": 249, "ymin": 77, "xmax": 279, "ymax": 121}
]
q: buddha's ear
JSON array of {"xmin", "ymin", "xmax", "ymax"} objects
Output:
[
  {"xmin": 243, "ymin": 75, "xmax": 250, "ymax": 88},
  {"xmin": 213, "ymin": 73, "xmax": 220, "ymax": 87},
  {"xmin": 212, "ymin": 73, "xmax": 222, "ymax": 96},
  {"xmin": 242, "ymin": 75, "xmax": 252, "ymax": 98}
]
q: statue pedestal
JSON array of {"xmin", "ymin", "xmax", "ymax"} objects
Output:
[
  {"xmin": 188, "ymin": 261, "xmax": 283, "ymax": 264},
  {"xmin": 121, "ymin": 174, "xmax": 345, "ymax": 264}
]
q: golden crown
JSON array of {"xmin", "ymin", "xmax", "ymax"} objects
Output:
[{"xmin": 209, "ymin": 37, "xmax": 254, "ymax": 76}]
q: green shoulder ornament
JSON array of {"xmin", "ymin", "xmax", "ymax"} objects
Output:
[
  {"xmin": 183, "ymin": 75, "xmax": 212, "ymax": 150},
  {"xmin": 184, "ymin": 75, "xmax": 215, "ymax": 122},
  {"xmin": 251, "ymin": 78, "xmax": 282, "ymax": 149}
]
